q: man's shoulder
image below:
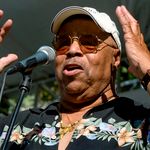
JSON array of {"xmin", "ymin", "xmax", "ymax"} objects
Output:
[
  {"xmin": 113, "ymin": 96, "xmax": 150, "ymax": 119},
  {"xmin": 1, "ymin": 101, "xmax": 60, "ymax": 127},
  {"xmin": 28, "ymin": 100, "xmax": 59, "ymax": 115}
]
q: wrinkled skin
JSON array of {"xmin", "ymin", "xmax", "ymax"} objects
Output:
[{"xmin": 55, "ymin": 16, "xmax": 120, "ymax": 110}]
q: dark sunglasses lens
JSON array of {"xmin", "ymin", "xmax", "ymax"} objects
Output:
[
  {"xmin": 56, "ymin": 35, "xmax": 70, "ymax": 49},
  {"xmin": 80, "ymin": 35, "xmax": 98, "ymax": 46},
  {"xmin": 54, "ymin": 34, "xmax": 100, "ymax": 54}
]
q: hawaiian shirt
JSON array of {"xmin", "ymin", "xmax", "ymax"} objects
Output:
[{"xmin": 0, "ymin": 97, "xmax": 150, "ymax": 150}]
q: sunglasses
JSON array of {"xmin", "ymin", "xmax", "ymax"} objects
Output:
[{"xmin": 52, "ymin": 34, "xmax": 115, "ymax": 55}]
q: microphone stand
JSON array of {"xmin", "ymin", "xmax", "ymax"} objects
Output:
[{"xmin": 1, "ymin": 72, "xmax": 32, "ymax": 150}]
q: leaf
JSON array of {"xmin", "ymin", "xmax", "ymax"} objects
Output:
[
  {"xmin": 34, "ymin": 136, "xmax": 38, "ymax": 142},
  {"xmin": 94, "ymin": 118, "xmax": 102, "ymax": 126},
  {"xmin": 52, "ymin": 121, "xmax": 56, "ymax": 126},
  {"xmin": 97, "ymin": 132, "xmax": 105, "ymax": 139},
  {"xmin": 108, "ymin": 118, "xmax": 116, "ymax": 124},
  {"xmin": 107, "ymin": 136, "xmax": 112, "ymax": 142},
  {"xmin": 124, "ymin": 122, "xmax": 132, "ymax": 131},
  {"xmin": 22, "ymin": 126, "xmax": 32, "ymax": 133},
  {"xmin": 89, "ymin": 117, "xmax": 97, "ymax": 122},
  {"xmin": 3, "ymin": 125, "xmax": 9, "ymax": 132},
  {"xmin": 55, "ymin": 115, "xmax": 59, "ymax": 120},
  {"xmin": 45, "ymin": 124, "xmax": 51, "ymax": 128},
  {"xmin": 39, "ymin": 138, "xmax": 42, "ymax": 145},
  {"xmin": 42, "ymin": 138, "xmax": 47, "ymax": 143},
  {"xmin": 114, "ymin": 121, "xmax": 128, "ymax": 127},
  {"xmin": 130, "ymin": 142, "xmax": 135, "ymax": 150},
  {"xmin": 102, "ymin": 135, "xmax": 108, "ymax": 141}
]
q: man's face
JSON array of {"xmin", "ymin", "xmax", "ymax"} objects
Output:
[{"xmin": 54, "ymin": 15, "xmax": 120, "ymax": 100}]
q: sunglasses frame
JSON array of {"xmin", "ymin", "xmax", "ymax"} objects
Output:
[{"xmin": 52, "ymin": 34, "xmax": 116, "ymax": 54}]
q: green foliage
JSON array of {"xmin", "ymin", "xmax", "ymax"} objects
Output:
[{"xmin": 0, "ymin": 80, "xmax": 59, "ymax": 115}]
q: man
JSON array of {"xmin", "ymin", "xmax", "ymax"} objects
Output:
[{"xmin": 0, "ymin": 5, "xmax": 150, "ymax": 150}]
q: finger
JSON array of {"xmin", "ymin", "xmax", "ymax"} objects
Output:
[
  {"xmin": 116, "ymin": 6, "xmax": 133, "ymax": 34},
  {"xmin": 1, "ymin": 19, "xmax": 13, "ymax": 34},
  {"xmin": 116, "ymin": 6, "xmax": 129, "ymax": 26},
  {"xmin": 116, "ymin": 5, "xmax": 142, "ymax": 43},
  {"xmin": 0, "ymin": 19, "xmax": 13, "ymax": 42},
  {"xmin": 0, "ymin": 10, "xmax": 4, "ymax": 18},
  {"xmin": 120, "ymin": 6, "xmax": 141, "ymax": 37},
  {"xmin": 0, "ymin": 54, "xmax": 18, "ymax": 72},
  {"xmin": 0, "ymin": 10, "xmax": 13, "ymax": 35},
  {"xmin": 120, "ymin": 6, "xmax": 137, "ymax": 23}
]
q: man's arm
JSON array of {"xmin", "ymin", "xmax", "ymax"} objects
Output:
[{"xmin": 116, "ymin": 5, "xmax": 150, "ymax": 94}]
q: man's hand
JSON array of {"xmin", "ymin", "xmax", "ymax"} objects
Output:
[
  {"xmin": 0, "ymin": 9, "xmax": 18, "ymax": 73},
  {"xmin": 0, "ymin": 54, "xmax": 18, "ymax": 73},
  {"xmin": 116, "ymin": 5, "xmax": 150, "ymax": 79}
]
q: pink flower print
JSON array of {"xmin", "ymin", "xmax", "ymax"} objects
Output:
[
  {"xmin": 10, "ymin": 130, "xmax": 24, "ymax": 144},
  {"xmin": 117, "ymin": 127, "xmax": 134, "ymax": 146}
]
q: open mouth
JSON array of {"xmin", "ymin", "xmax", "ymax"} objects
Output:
[
  {"xmin": 64, "ymin": 64, "xmax": 83, "ymax": 71},
  {"xmin": 63, "ymin": 64, "xmax": 83, "ymax": 76}
]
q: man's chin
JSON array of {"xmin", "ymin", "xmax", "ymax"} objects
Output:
[{"xmin": 64, "ymin": 82, "xmax": 87, "ymax": 94}]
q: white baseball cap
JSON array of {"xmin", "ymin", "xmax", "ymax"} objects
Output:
[{"xmin": 51, "ymin": 6, "xmax": 121, "ymax": 51}]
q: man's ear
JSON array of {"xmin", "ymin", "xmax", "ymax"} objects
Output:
[{"xmin": 113, "ymin": 48, "xmax": 121, "ymax": 69}]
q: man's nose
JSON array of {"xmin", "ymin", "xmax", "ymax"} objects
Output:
[{"xmin": 66, "ymin": 40, "xmax": 83, "ymax": 57}]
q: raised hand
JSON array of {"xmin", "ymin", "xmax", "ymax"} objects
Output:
[
  {"xmin": 116, "ymin": 5, "xmax": 150, "ymax": 79},
  {"xmin": 0, "ymin": 9, "xmax": 18, "ymax": 73}
]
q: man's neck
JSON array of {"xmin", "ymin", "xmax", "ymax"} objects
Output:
[{"xmin": 59, "ymin": 88, "xmax": 118, "ymax": 113}]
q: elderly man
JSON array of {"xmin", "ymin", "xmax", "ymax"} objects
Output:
[{"xmin": 0, "ymin": 5, "xmax": 150, "ymax": 150}]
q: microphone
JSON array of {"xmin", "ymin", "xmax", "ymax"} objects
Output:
[{"xmin": 6, "ymin": 46, "xmax": 55, "ymax": 75}]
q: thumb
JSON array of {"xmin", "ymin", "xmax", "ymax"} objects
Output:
[{"xmin": 0, "ymin": 54, "xmax": 18, "ymax": 72}]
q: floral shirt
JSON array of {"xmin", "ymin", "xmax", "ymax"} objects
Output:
[{"xmin": 0, "ymin": 97, "xmax": 150, "ymax": 150}]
